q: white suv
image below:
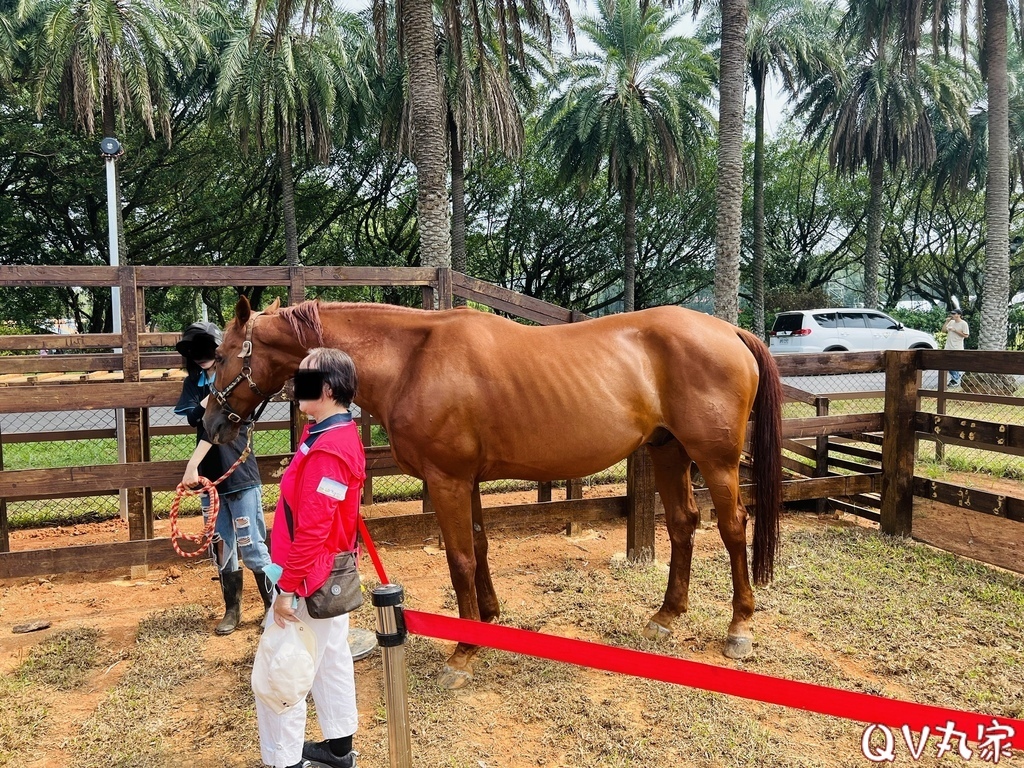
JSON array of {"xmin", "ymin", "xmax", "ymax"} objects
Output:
[{"xmin": 769, "ymin": 309, "xmax": 938, "ymax": 353}]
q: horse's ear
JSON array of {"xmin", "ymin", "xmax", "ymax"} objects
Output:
[
  {"xmin": 234, "ymin": 295, "xmax": 252, "ymax": 326},
  {"xmin": 265, "ymin": 298, "xmax": 281, "ymax": 313}
]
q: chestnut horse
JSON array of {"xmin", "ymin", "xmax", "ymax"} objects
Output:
[{"xmin": 204, "ymin": 296, "xmax": 783, "ymax": 689}]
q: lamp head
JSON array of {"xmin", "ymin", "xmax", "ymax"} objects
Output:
[{"xmin": 99, "ymin": 137, "xmax": 122, "ymax": 157}]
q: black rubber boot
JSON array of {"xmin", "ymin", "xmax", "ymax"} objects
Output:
[
  {"xmin": 215, "ymin": 569, "xmax": 244, "ymax": 635},
  {"xmin": 254, "ymin": 570, "xmax": 274, "ymax": 614}
]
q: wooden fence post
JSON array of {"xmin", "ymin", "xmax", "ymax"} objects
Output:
[
  {"xmin": 566, "ymin": 478, "xmax": 583, "ymax": 500},
  {"xmin": 881, "ymin": 350, "xmax": 919, "ymax": 537},
  {"xmin": 120, "ymin": 266, "xmax": 151, "ymax": 542},
  {"xmin": 361, "ymin": 413, "xmax": 374, "ymax": 506},
  {"xmin": 537, "ymin": 482, "xmax": 552, "ymax": 502},
  {"xmin": 814, "ymin": 396, "xmax": 830, "ymax": 515},
  {"xmin": 626, "ymin": 446, "xmax": 656, "ymax": 563},
  {"xmin": 437, "ymin": 268, "xmax": 453, "ymax": 310},
  {"xmin": 0, "ymin": 421, "xmax": 8, "ymax": 553}
]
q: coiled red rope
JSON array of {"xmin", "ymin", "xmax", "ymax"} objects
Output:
[{"xmin": 169, "ymin": 439, "xmax": 252, "ymax": 558}]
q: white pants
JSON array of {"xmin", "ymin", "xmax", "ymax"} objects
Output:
[{"xmin": 256, "ymin": 600, "xmax": 358, "ymax": 768}]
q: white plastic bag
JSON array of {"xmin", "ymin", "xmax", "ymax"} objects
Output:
[{"xmin": 251, "ymin": 619, "xmax": 317, "ymax": 714}]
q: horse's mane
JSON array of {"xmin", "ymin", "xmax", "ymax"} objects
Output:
[
  {"xmin": 277, "ymin": 299, "xmax": 439, "ymax": 347},
  {"xmin": 278, "ymin": 300, "xmax": 325, "ymax": 348}
]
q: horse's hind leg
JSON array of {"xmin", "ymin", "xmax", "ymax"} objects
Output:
[
  {"xmin": 698, "ymin": 459, "xmax": 756, "ymax": 660},
  {"xmin": 643, "ymin": 440, "xmax": 700, "ymax": 641},
  {"xmin": 425, "ymin": 473, "xmax": 487, "ymax": 690},
  {"xmin": 471, "ymin": 484, "xmax": 501, "ymax": 624}
]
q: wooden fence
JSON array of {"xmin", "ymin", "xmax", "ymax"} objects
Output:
[{"xmin": 0, "ymin": 266, "xmax": 1021, "ymax": 579}]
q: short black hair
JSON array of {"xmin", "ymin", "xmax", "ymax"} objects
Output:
[{"xmin": 305, "ymin": 347, "xmax": 357, "ymax": 406}]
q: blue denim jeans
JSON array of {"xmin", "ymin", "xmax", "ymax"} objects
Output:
[{"xmin": 203, "ymin": 485, "xmax": 272, "ymax": 573}]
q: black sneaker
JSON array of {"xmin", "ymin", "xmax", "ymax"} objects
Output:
[{"xmin": 302, "ymin": 741, "xmax": 357, "ymax": 768}]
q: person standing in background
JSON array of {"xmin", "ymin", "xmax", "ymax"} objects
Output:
[{"xmin": 941, "ymin": 310, "xmax": 970, "ymax": 387}]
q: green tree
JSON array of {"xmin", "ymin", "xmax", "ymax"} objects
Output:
[
  {"xmin": 17, "ymin": 0, "xmax": 207, "ymax": 325},
  {"xmin": 540, "ymin": 0, "xmax": 714, "ymax": 311},
  {"xmin": 19, "ymin": 0, "xmax": 204, "ymax": 139},
  {"xmin": 441, "ymin": 23, "xmax": 547, "ymax": 279},
  {"xmin": 797, "ymin": 39, "xmax": 970, "ymax": 309},
  {"xmin": 214, "ymin": 3, "xmax": 370, "ymax": 266}
]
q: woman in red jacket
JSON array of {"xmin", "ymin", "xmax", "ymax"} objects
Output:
[{"xmin": 257, "ymin": 347, "xmax": 365, "ymax": 768}]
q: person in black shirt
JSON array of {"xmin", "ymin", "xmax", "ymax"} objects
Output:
[{"xmin": 175, "ymin": 322, "xmax": 273, "ymax": 634}]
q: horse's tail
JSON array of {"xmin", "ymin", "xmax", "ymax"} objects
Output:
[{"xmin": 738, "ymin": 330, "xmax": 783, "ymax": 585}]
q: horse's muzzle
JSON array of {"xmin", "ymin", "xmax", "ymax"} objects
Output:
[{"xmin": 203, "ymin": 413, "xmax": 241, "ymax": 445}]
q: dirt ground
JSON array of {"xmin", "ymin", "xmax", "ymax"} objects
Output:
[{"xmin": 1, "ymin": 485, "xmax": 1022, "ymax": 768}]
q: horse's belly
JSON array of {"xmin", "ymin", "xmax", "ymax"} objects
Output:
[{"xmin": 478, "ymin": 436, "xmax": 645, "ymax": 483}]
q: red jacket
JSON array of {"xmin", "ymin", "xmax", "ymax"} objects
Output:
[{"xmin": 272, "ymin": 419, "xmax": 366, "ymax": 596}]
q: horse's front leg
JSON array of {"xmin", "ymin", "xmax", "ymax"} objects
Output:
[
  {"xmin": 644, "ymin": 441, "xmax": 699, "ymax": 641},
  {"xmin": 426, "ymin": 473, "xmax": 484, "ymax": 690}
]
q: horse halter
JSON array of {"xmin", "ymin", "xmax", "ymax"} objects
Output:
[{"xmin": 210, "ymin": 311, "xmax": 273, "ymax": 424}]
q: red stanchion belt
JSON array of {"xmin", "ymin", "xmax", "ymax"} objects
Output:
[
  {"xmin": 355, "ymin": 519, "xmax": 1022, "ymax": 750},
  {"xmin": 402, "ymin": 609, "xmax": 1024, "ymax": 750},
  {"xmin": 358, "ymin": 516, "xmax": 389, "ymax": 584}
]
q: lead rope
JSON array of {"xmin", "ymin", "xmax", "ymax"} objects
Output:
[{"xmin": 169, "ymin": 431, "xmax": 253, "ymax": 558}]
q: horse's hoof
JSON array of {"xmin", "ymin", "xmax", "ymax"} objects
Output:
[
  {"xmin": 439, "ymin": 665, "xmax": 473, "ymax": 690},
  {"xmin": 643, "ymin": 620, "xmax": 672, "ymax": 642},
  {"xmin": 723, "ymin": 635, "xmax": 753, "ymax": 659}
]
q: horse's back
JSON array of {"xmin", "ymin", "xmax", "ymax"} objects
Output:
[{"xmin": 384, "ymin": 305, "xmax": 761, "ymax": 479}]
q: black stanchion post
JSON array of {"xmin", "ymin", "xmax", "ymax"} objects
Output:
[{"xmin": 372, "ymin": 584, "xmax": 412, "ymax": 768}]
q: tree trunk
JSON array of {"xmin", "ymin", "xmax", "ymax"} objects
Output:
[
  {"xmin": 450, "ymin": 111, "xmax": 467, "ymax": 306},
  {"xmin": 404, "ymin": 0, "xmax": 451, "ymax": 270},
  {"xmin": 752, "ymin": 67, "xmax": 766, "ymax": 338},
  {"xmin": 623, "ymin": 170, "xmax": 637, "ymax": 312},
  {"xmin": 713, "ymin": 0, "xmax": 748, "ymax": 326},
  {"xmin": 863, "ymin": 156, "xmax": 884, "ymax": 310},
  {"xmin": 980, "ymin": 0, "xmax": 1010, "ymax": 351},
  {"xmin": 278, "ymin": 137, "xmax": 300, "ymax": 267}
]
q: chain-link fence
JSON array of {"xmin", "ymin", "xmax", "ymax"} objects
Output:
[
  {"xmin": 2, "ymin": 404, "xmax": 630, "ymax": 528},
  {"xmin": 779, "ymin": 362, "xmax": 1024, "ymax": 486}
]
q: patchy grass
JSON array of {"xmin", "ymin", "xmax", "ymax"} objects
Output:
[
  {"xmin": 2, "ymin": 520, "xmax": 1021, "ymax": 768},
  {"xmin": 0, "ymin": 674, "xmax": 48, "ymax": 764},
  {"xmin": 17, "ymin": 627, "xmax": 105, "ymax": 691},
  {"xmin": 374, "ymin": 523, "xmax": 1024, "ymax": 768},
  {"xmin": 70, "ymin": 604, "xmax": 232, "ymax": 768}
]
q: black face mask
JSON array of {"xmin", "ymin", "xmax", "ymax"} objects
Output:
[{"xmin": 293, "ymin": 369, "xmax": 327, "ymax": 401}]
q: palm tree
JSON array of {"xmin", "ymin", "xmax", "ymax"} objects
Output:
[
  {"xmin": 703, "ymin": 0, "xmax": 837, "ymax": 336},
  {"xmin": 371, "ymin": 0, "xmax": 571, "ymax": 271},
  {"xmin": 378, "ymin": 4, "xmax": 548, "ymax": 278},
  {"xmin": 978, "ymin": 0, "xmax": 1011, "ymax": 349},
  {"xmin": 540, "ymin": 0, "xmax": 714, "ymax": 311},
  {"xmin": 880, "ymin": 0, "xmax": 1017, "ymax": 350},
  {"xmin": 214, "ymin": 4, "xmax": 369, "ymax": 266},
  {"xmin": 797, "ymin": 41, "xmax": 970, "ymax": 309},
  {"xmin": 711, "ymin": 0, "xmax": 749, "ymax": 325},
  {"xmin": 0, "ymin": 10, "xmax": 18, "ymax": 86}
]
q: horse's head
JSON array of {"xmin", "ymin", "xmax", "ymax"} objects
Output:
[{"xmin": 203, "ymin": 295, "xmax": 299, "ymax": 444}]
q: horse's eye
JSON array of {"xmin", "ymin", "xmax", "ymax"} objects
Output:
[{"xmin": 214, "ymin": 354, "xmax": 224, "ymax": 364}]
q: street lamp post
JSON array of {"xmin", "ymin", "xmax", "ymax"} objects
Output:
[{"xmin": 100, "ymin": 137, "xmax": 128, "ymax": 521}]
